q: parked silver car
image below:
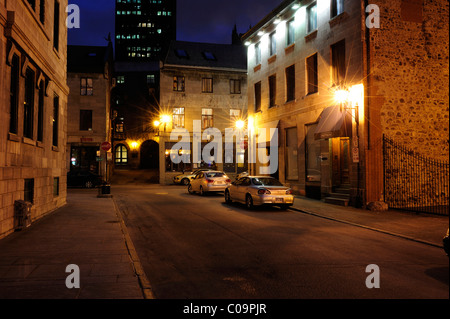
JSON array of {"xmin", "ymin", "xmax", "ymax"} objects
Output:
[
  {"xmin": 225, "ymin": 176, "xmax": 294, "ymax": 210},
  {"xmin": 188, "ymin": 171, "xmax": 231, "ymax": 195},
  {"xmin": 173, "ymin": 168, "xmax": 213, "ymax": 185}
]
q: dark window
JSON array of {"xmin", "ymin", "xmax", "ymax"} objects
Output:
[
  {"xmin": 202, "ymin": 51, "xmax": 216, "ymax": 61},
  {"xmin": 53, "ymin": 177, "xmax": 59, "ymax": 196},
  {"xmin": 37, "ymin": 81, "xmax": 45, "ymax": 142},
  {"xmin": 173, "ymin": 76, "xmax": 185, "ymax": 92},
  {"xmin": 27, "ymin": 0, "xmax": 36, "ymax": 10},
  {"xmin": 230, "ymin": 79, "xmax": 241, "ymax": 94},
  {"xmin": 269, "ymin": 75, "xmax": 276, "ymax": 108},
  {"xmin": 53, "ymin": 0, "xmax": 60, "ymax": 50},
  {"xmin": 202, "ymin": 78, "xmax": 213, "ymax": 93},
  {"xmin": 254, "ymin": 82, "xmax": 261, "ymax": 112},
  {"xmin": 80, "ymin": 78, "xmax": 93, "ymax": 96},
  {"xmin": 80, "ymin": 110, "xmax": 93, "ymax": 131},
  {"xmin": 286, "ymin": 19, "xmax": 295, "ymax": 46},
  {"xmin": 286, "ymin": 65, "xmax": 295, "ymax": 102},
  {"xmin": 331, "ymin": 40, "xmax": 346, "ymax": 86},
  {"xmin": 175, "ymin": 49, "xmax": 188, "ymax": 58},
  {"xmin": 39, "ymin": 0, "xmax": 46, "ymax": 24},
  {"xmin": 146, "ymin": 74, "xmax": 155, "ymax": 84},
  {"xmin": 53, "ymin": 94, "xmax": 59, "ymax": 147},
  {"xmin": 24, "ymin": 179, "xmax": 34, "ymax": 203},
  {"xmin": 269, "ymin": 32, "xmax": 276, "ymax": 56},
  {"xmin": 307, "ymin": 53, "xmax": 318, "ymax": 94},
  {"xmin": 24, "ymin": 68, "xmax": 35, "ymax": 139},
  {"xmin": 331, "ymin": 0, "xmax": 344, "ymax": 18},
  {"xmin": 9, "ymin": 55, "xmax": 20, "ymax": 134},
  {"xmin": 286, "ymin": 127, "xmax": 299, "ymax": 180},
  {"xmin": 255, "ymin": 42, "xmax": 261, "ymax": 65},
  {"xmin": 307, "ymin": 2, "xmax": 317, "ymax": 33}
]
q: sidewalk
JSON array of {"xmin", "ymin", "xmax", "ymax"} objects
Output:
[
  {"xmin": 290, "ymin": 196, "xmax": 449, "ymax": 248},
  {"xmin": 0, "ymin": 189, "xmax": 147, "ymax": 299}
]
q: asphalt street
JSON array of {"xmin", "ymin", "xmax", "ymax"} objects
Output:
[{"xmin": 112, "ymin": 184, "xmax": 449, "ymax": 299}]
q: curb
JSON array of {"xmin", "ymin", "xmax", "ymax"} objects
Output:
[
  {"xmin": 288, "ymin": 206, "xmax": 442, "ymax": 249},
  {"xmin": 112, "ymin": 197, "xmax": 155, "ymax": 299}
]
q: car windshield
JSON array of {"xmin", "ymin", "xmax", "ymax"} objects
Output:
[
  {"xmin": 252, "ymin": 178, "xmax": 284, "ymax": 186},
  {"xmin": 206, "ymin": 172, "xmax": 226, "ymax": 178}
]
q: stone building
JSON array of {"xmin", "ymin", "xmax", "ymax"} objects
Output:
[
  {"xmin": 67, "ymin": 43, "xmax": 114, "ymax": 183},
  {"xmin": 159, "ymin": 40, "xmax": 248, "ymax": 184},
  {"xmin": 0, "ymin": 0, "xmax": 69, "ymax": 238},
  {"xmin": 242, "ymin": 0, "xmax": 448, "ymax": 210},
  {"xmin": 111, "ymin": 60, "xmax": 161, "ymax": 171}
]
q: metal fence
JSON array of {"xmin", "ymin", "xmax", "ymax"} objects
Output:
[{"xmin": 383, "ymin": 135, "xmax": 449, "ymax": 215}]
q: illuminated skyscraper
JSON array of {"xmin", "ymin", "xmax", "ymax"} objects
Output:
[{"xmin": 115, "ymin": 0, "xmax": 177, "ymax": 61}]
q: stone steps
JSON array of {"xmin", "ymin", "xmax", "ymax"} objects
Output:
[{"xmin": 324, "ymin": 184, "xmax": 350, "ymax": 206}]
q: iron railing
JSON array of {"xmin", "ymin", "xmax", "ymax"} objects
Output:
[{"xmin": 383, "ymin": 135, "xmax": 449, "ymax": 215}]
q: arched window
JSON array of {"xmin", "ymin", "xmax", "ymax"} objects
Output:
[{"xmin": 115, "ymin": 144, "xmax": 128, "ymax": 164}]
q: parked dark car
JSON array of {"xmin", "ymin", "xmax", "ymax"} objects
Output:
[
  {"xmin": 67, "ymin": 171, "xmax": 103, "ymax": 188},
  {"xmin": 444, "ymin": 228, "xmax": 449, "ymax": 257}
]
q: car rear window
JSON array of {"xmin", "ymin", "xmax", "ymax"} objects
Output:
[
  {"xmin": 252, "ymin": 178, "xmax": 284, "ymax": 186},
  {"xmin": 206, "ymin": 172, "xmax": 225, "ymax": 178}
]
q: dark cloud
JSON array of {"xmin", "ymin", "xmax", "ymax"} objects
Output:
[{"xmin": 68, "ymin": 0, "xmax": 281, "ymax": 46}]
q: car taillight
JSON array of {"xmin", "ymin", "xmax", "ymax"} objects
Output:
[
  {"xmin": 206, "ymin": 179, "xmax": 214, "ymax": 183},
  {"xmin": 286, "ymin": 189, "xmax": 293, "ymax": 195},
  {"xmin": 226, "ymin": 179, "xmax": 231, "ymax": 183},
  {"xmin": 258, "ymin": 188, "xmax": 271, "ymax": 195}
]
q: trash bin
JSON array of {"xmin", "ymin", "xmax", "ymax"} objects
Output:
[
  {"xmin": 14, "ymin": 200, "xmax": 32, "ymax": 231},
  {"xmin": 99, "ymin": 183, "xmax": 111, "ymax": 195}
]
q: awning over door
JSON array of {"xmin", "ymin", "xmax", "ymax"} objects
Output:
[{"xmin": 314, "ymin": 105, "xmax": 352, "ymax": 140}]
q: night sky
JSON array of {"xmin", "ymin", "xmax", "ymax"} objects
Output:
[{"xmin": 68, "ymin": 0, "xmax": 280, "ymax": 47}]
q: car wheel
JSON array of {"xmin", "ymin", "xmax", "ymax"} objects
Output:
[
  {"xmin": 200, "ymin": 186, "xmax": 206, "ymax": 196},
  {"xmin": 188, "ymin": 184, "xmax": 194, "ymax": 194},
  {"xmin": 224, "ymin": 190, "xmax": 232, "ymax": 204},
  {"xmin": 85, "ymin": 180, "xmax": 94, "ymax": 188},
  {"xmin": 279, "ymin": 205, "xmax": 289, "ymax": 210},
  {"xmin": 181, "ymin": 178, "xmax": 190, "ymax": 185},
  {"xmin": 245, "ymin": 194, "xmax": 254, "ymax": 210}
]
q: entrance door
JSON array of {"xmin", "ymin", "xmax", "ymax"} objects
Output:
[
  {"xmin": 339, "ymin": 138, "xmax": 350, "ymax": 185},
  {"xmin": 331, "ymin": 137, "xmax": 350, "ymax": 187},
  {"xmin": 140, "ymin": 140, "xmax": 159, "ymax": 169}
]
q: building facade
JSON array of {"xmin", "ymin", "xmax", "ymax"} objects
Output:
[
  {"xmin": 159, "ymin": 41, "xmax": 248, "ymax": 184},
  {"xmin": 0, "ymin": 0, "xmax": 69, "ymax": 238},
  {"xmin": 115, "ymin": 0, "xmax": 177, "ymax": 62},
  {"xmin": 67, "ymin": 43, "xmax": 114, "ymax": 183},
  {"xmin": 242, "ymin": 0, "xmax": 448, "ymax": 210},
  {"xmin": 111, "ymin": 60, "xmax": 161, "ymax": 171}
]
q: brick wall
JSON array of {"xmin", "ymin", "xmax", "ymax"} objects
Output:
[{"xmin": 369, "ymin": 0, "xmax": 449, "ymax": 160}]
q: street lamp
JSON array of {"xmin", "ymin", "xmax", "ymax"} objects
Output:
[
  {"xmin": 235, "ymin": 120, "xmax": 245, "ymax": 130},
  {"xmin": 153, "ymin": 114, "xmax": 171, "ymax": 133}
]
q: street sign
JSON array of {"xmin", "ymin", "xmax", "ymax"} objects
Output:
[
  {"xmin": 240, "ymin": 140, "xmax": 248, "ymax": 150},
  {"xmin": 352, "ymin": 147, "xmax": 360, "ymax": 163},
  {"xmin": 101, "ymin": 142, "xmax": 111, "ymax": 152}
]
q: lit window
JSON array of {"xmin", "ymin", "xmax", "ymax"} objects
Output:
[
  {"xmin": 202, "ymin": 78, "xmax": 213, "ymax": 93},
  {"xmin": 202, "ymin": 108, "xmax": 213, "ymax": 129},
  {"xmin": 81, "ymin": 77, "xmax": 93, "ymax": 96},
  {"xmin": 173, "ymin": 76, "xmax": 185, "ymax": 92},
  {"xmin": 173, "ymin": 108, "xmax": 185, "ymax": 129},
  {"xmin": 115, "ymin": 145, "xmax": 128, "ymax": 164}
]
